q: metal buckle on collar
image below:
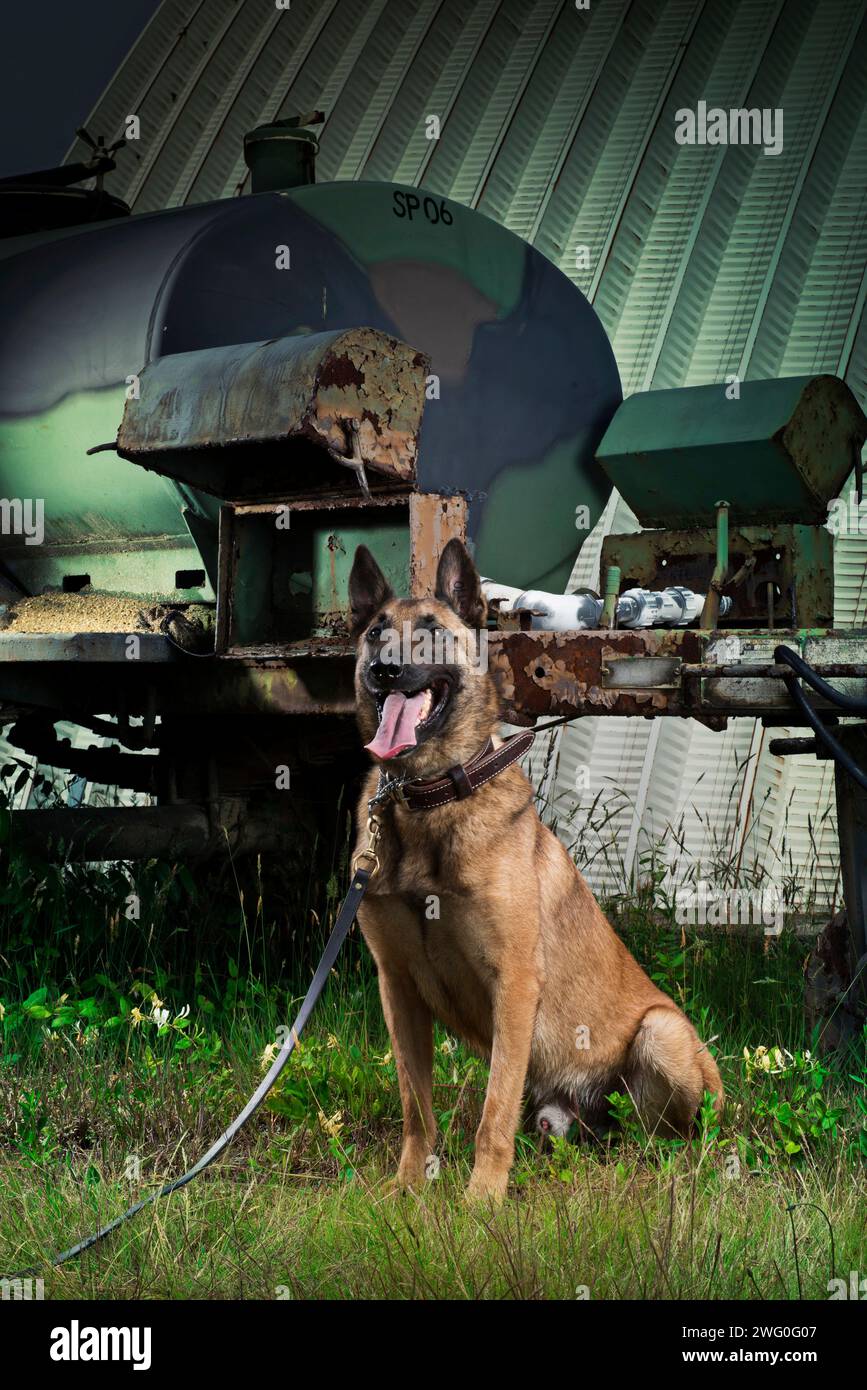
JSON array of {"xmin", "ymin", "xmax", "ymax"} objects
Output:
[{"xmin": 370, "ymin": 771, "xmax": 410, "ymax": 809}]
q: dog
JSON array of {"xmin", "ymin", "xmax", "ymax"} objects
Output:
[{"xmin": 350, "ymin": 538, "xmax": 723, "ymax": 1202}]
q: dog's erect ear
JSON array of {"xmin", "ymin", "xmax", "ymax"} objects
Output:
[
  {"xmin": 434, "ymin": 538, "xmax": 487, "ymax": 629},
  {"xmin": 348, "ymin": 545, "xmax": 393, "ymax": 637}
]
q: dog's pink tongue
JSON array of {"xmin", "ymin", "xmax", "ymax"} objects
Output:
[{"xmin": 365, "ymin": 691, "xmax": 428, "ymax": 760}]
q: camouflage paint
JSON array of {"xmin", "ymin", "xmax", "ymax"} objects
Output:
[{"xmin": 0, "ymin": 181, "xmax": 621, "ymax": 599}]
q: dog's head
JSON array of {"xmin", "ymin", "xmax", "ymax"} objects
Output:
[{"xmin": 349, "ymin": 538, "xmax": 500, "ymax": 777}]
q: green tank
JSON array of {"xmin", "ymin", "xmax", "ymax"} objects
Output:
[{"xmin": 0, "ymin": 179, "xmax": 621, "ymax": 604}]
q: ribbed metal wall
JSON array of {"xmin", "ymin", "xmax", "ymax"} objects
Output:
[{"xmin": 67, "ymin": 0, "xmax": 867, "ymax": 437}]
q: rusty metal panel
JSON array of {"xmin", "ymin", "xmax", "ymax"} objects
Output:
[
  {"xmin": 409, "ymin": 493, "xmax": 467, "ymax": 597},
  {"xmin": 214, "ymin": 494, "xmax": 410, "ymax": 652},
  {"xmin": 602, "ymin": 523, "xmax": 836, "ymax": 629},
  {"xmin": 488, "ymin": 628, "xmax": 704, "ymax": 723},
  {"xmin": 490, "ymin": 626, "xmax": 867, "ymax": 724},
  {"xmin": 117, "ymin": 327, "xmax": 429, "ymax": 498}
]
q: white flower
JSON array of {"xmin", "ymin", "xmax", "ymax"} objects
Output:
[{"xmin": 318, "ymin": 1109, "xmax": 344, "ymax": 1139}]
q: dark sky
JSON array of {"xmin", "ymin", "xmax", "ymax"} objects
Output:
[{"xmin": 0, "ymin": 1, "xmax": 162, "ymax": 178}]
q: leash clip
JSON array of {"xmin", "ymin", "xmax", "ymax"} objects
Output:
[{"xmin": 352, "ymin": 811, "xmax": 381, "ymax": 878}]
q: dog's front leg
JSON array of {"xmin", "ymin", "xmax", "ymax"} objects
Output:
[
  {"xmin": 377, "ymin": 965, "xmax": 437, "ymax": 1190},
  {"xmin": 468, "ymin": 953, "xmax": 540, "ymax": 1203}
]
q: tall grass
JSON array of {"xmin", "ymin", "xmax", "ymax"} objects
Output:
[{"xmin": 0, "ymin": 815, "xmax": 864, "ymax": 1299}]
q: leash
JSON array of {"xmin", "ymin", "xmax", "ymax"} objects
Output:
[
  {"xmin": 9, "ymin": 712, "xmax": 575, "ymax": 1275},
  {"xmin": 8, "ymin": 862, "xmax": 375, "ymax": 1276}
]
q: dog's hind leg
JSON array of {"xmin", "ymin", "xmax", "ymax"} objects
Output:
[
  {"xmin": 377, "ymin": 966, "xmax": 437, "ymax": 1190},
  {"xmin": 624, "ymin": 1005, "xmax": 724, "ymax": 1139}
]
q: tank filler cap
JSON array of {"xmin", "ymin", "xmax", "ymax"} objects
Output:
[{"xmin": 243, "ymin": 111, "xmax": 324, "ymax": 192}]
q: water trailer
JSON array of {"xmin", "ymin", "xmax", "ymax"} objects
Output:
[{"xmin": 0, "ymin": 118, "xmax": 866, "ymax": 1005}]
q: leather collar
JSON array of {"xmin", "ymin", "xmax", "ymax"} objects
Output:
[{"xmin": 372, "ymin": 729, "xmax": 535, "ymax": 812}]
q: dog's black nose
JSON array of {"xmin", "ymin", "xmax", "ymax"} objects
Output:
[{"xmin": 368, "ymin": 658, "xmax": 402, "ymax": 684}]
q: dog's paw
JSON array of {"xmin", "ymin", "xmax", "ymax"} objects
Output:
[
  {"xmin": 379, "ymin": 1174, "xmax": 415, "ymax": 1199},
  {"xmin": 387, "ymin": 1162, "xmax": 427, "ymax": 1194},
  {"xmin": 391, "ymin": 1145, "xmax": 440, "ymax": 1194},
  {"xmin": 465, "ymin": 1168, "xmax": 509, "ymax": 1206}
]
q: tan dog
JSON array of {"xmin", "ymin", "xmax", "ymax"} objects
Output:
[{"xmin": 350, "ymin": 539, "xmax": 723, "ymax": 1201}]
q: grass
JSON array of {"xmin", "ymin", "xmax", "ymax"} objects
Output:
[
  {"xmin": 4, "ymin": 1151, "xmax": 865, "ymax": 1300},
  {"xmin": 0, "ymin": 832, "xmax": 865, "ymax": 1300}
]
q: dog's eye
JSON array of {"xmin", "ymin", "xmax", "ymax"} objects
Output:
[{"xmin": 367, "ymin": 626, "xmax": 381, "ymax": 642}]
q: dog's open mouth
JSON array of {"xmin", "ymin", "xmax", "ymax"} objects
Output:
[{"xmin": 365, "ymin": 679, "xmax": 452, "ymax": 760}]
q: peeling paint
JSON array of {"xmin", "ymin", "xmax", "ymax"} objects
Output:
[{"xmin": 117, "ymin": 327, "xmax": 429, "ymax": 499}]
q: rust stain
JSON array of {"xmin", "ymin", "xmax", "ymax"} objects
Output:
[
  {"xmin": 409, "ymin": 493, "xmax": 467, "ymax": 596},
  {"xmin": 489, "ymin": 629, "xmax": 704, "ymax": 721},
  {"xmin": 317, "ymin": 353, "xmax": 365, "ymax": 390},
  {"xmin": 117, "ymin": 326, "xmax": 428, "ymax": 498}
]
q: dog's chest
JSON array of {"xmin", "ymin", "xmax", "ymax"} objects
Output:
[
  {"xmin": 381, "ymin": 890, "xmax": 496, "ymax": 1044},
  {"xmin": 365, "ymin": 825, "xmax": 498, "ymax": 1017},
  {"xmin": 379, "ymin": 813, "xmax": 472, "ymax": 898}
]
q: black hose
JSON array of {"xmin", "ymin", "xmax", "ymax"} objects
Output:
[
  {"xmin": 774, "ymin": 645, "xmax": 867, "ymax": 714},
  {"xmin": 778, "ymin": 671, "xmax": 867, "ymax": 794}
]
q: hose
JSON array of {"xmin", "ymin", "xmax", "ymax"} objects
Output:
[
  {"xmin": 774, "ymin": 645, "xmax": 867, "ymax": 715},
  {"xmin": 776, "ymin": 667, "xmax": 867, "ymax": 794}
]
